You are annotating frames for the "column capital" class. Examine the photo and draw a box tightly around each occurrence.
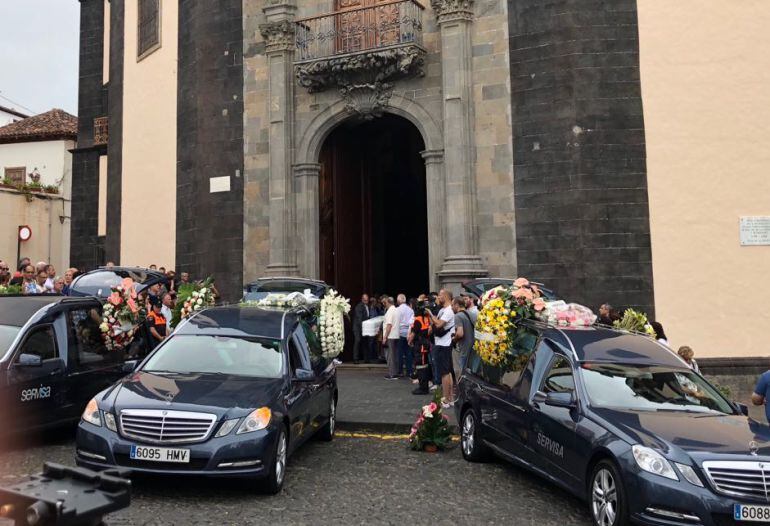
[259,19,296,54]
[430,0,474,24]
[420,149,445,165]
[293,163,322,178]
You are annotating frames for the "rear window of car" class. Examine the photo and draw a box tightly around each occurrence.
[243,280,326,301]
[72,270,161,297]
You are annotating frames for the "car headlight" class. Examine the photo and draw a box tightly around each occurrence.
[104,412,117,432]
[82,398,101,427]
[215,418,240,438]
[675,462,704,487]
[632,445,678,481]
[236,407,271,435]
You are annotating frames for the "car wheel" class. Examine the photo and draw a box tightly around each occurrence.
[259,426,287,495]
[317,395,336,442]
[460,409,491,462]
[590,460,629,526]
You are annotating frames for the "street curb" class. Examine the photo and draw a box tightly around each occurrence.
[337,420,459,435]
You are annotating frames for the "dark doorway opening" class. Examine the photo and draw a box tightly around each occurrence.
[319,113,429,304]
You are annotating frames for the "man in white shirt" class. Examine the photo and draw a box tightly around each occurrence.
[428,289,455,407]
[396,294,414,377]
[381,296,400,379]
[161,292,175,332]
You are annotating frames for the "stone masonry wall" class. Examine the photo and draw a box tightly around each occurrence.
[177,0,244,302]
[243,0,516,283]
[508,0,655,314]
[71,0,106,270]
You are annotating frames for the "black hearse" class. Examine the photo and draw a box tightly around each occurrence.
[456,321,769,526]
[0,296,140,436]
[76,304,338,494]
[69,267,168,299]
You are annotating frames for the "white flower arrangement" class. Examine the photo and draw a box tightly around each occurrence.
[318,289,350,358]
[180,286,216,321]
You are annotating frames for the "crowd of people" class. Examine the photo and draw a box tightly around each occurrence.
[351,289,479,409]
[351,291,703,409]
[0,256,77,295]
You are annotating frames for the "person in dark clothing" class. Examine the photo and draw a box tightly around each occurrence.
[409,302,432,395]
[146,296,167,349]
[352,293,371,364]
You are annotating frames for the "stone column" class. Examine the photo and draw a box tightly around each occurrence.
[431,0,487,290]
[260,2,299,276]
[421,149,446,292]
[294,163,321,278]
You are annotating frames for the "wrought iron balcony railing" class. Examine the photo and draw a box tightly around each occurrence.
[295,0,424,63]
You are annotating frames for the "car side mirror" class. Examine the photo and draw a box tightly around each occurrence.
[122,360,139,374]
[17,354,42,367]
[737,402,749,416]
[294,368,315,382]
[545,391,577,409]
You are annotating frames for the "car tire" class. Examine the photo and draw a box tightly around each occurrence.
[589,459,629,526]
[259,426,288,495]
[316,395,336,442]
[460,408,491,462]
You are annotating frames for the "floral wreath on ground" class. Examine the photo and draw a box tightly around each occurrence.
[409,389,452,452]
[474,277,546,369]
[318,289,350,359]
[171,277,216,328]
[100,278,145,352]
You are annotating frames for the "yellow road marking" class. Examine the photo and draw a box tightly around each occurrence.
[336,431,460,442]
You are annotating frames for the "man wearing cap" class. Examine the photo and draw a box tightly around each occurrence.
[146,296,167,349]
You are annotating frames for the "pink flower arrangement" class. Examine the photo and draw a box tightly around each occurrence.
[409,390,452,451]
[100,278,146,352]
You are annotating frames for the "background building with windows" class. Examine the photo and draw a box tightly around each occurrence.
[0,109,76,271]
[71,0,770,359]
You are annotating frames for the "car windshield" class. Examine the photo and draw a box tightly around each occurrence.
[243,280,326,301]
[142,335,284,378]
[0,324,21,354]
[581,362,734,415]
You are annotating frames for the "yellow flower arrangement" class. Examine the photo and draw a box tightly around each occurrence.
[473,278,545,369]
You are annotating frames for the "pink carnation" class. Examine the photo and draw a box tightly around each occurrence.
[514,277,530,288]
[127,298,138,313]
[108,292,122,306]
[121,277,134,291]
[427,402,438,413]
[533,298,546,312]
[513,287,533,301]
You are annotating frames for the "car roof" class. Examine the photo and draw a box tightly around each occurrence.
[175,305,302,339]
[541,325,686,368]
[0,295,100,327]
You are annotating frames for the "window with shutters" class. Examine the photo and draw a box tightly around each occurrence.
[3,167,25,185]
[137,0,161,60]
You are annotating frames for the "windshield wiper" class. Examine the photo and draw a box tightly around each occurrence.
[144,369,190,375]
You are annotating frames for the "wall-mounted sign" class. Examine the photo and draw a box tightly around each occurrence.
[740,216,770,246]
[209,176,230,193]
[18,225,32,242]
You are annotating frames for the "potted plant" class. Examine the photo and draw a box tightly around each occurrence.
[26,181,43,192]
[0,177,17,189]
[409,389,452,452]
[43,184,59,194]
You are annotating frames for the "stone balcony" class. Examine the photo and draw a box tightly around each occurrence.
[293,0,426,115]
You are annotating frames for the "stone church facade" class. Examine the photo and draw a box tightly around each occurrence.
[70,0,770,357]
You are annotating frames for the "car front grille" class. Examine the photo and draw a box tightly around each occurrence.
[703,461,770,502]
[119,409,216,445]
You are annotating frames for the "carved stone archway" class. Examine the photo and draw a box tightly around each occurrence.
[294,95,445,290]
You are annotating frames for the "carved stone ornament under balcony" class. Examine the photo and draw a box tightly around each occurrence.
[294,0,426,118]
[260,20,296,53]
[430,0,474,23]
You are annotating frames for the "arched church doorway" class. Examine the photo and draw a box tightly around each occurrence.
[318,113,429,304]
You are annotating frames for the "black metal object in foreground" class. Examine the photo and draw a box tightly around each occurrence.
[0,463,130,526]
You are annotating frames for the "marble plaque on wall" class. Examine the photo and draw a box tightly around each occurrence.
[740,216,770,246]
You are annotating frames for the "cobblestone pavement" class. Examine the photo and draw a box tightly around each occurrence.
[0,429,590,526]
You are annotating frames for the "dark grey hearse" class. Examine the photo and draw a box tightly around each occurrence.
[0,296,138,436]
[456,321,770,526]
